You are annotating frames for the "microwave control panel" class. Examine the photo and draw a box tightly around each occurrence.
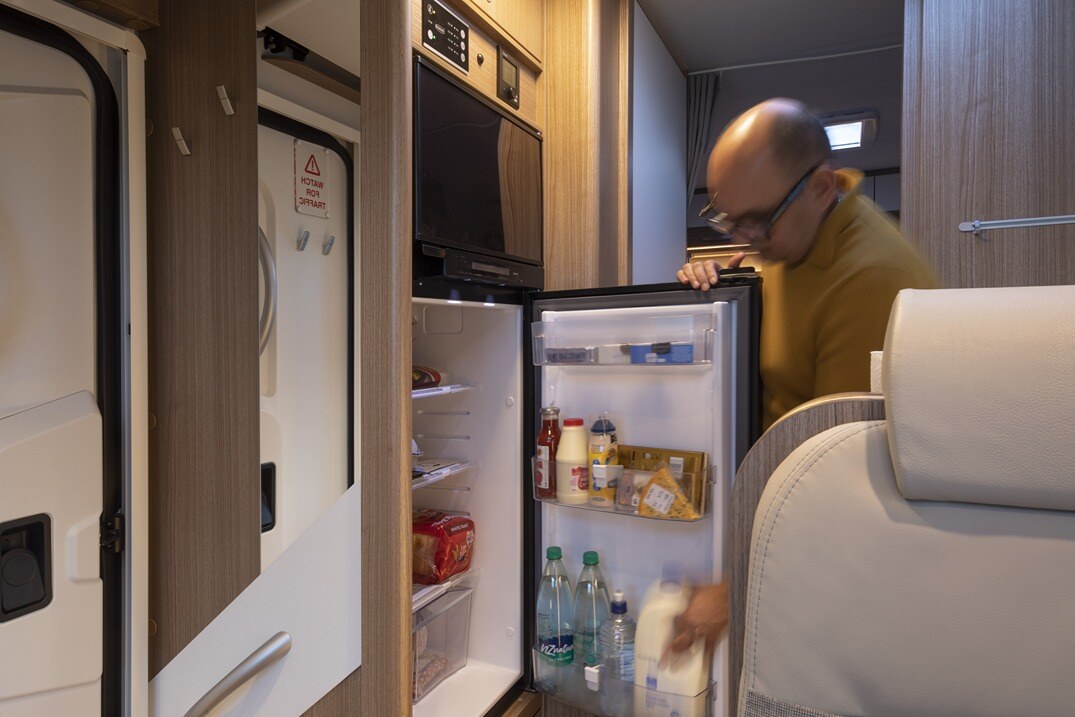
[422,0,469,74]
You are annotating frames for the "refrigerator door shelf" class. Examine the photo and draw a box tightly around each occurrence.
[532,459,716,522]
[533,308,722,367]
[532,649,713,717]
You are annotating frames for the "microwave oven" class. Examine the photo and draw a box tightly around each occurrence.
[413,56,544,289]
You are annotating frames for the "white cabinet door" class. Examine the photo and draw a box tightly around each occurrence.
[149,486,362,717]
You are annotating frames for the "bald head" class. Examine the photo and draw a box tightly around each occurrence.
[709,98,832,184]
[703,99,839,264]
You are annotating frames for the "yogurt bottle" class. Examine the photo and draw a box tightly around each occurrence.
[556,418,589,505]
[588,414,619,466]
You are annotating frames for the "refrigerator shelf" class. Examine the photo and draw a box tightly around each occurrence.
[411,569,480,613]
[531,648,713,716]
[412,460,478,491]
[412,383,476,399]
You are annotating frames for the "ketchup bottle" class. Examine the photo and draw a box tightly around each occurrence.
[535,407,561,500]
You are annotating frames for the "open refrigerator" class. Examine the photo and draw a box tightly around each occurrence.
[410,277,761,717]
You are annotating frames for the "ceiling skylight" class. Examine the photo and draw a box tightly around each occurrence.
[825,120,865,150]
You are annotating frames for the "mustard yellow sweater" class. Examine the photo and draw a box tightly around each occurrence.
[759,170,938,429]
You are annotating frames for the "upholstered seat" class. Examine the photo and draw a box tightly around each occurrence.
[739,286,1075,717]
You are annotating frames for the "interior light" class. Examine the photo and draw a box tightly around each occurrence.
[825,120,864,150]
[821,109,878,152]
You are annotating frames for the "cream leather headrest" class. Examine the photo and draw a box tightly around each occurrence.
[884,286,1075,511]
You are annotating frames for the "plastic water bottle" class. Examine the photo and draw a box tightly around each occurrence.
[599,590,636,715]
[535,546,575,692]
[573,551,611,667]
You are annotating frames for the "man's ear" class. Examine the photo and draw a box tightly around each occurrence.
[809,165,838,202]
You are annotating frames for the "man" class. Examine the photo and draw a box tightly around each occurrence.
[669,99,937,657]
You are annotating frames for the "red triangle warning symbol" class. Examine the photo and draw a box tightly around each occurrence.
[304,154,321,176]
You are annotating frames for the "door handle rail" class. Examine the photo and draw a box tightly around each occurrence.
[958,213,1075,235]
[185,631,292,717]
[258,226,278,356]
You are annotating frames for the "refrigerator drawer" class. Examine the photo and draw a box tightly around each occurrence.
[413,587,475,704]
[532,304,725,367]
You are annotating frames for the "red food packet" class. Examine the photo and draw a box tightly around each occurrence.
[412,366,442,389]
[412,510,475,585]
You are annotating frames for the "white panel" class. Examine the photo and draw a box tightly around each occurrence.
[0,393,102,710]
[150,485,362,717]
[411,299,524,715]
[631,2,688,285]
[0,32,95,415]
[258,125,350,567]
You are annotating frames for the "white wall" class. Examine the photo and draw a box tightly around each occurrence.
[631,2,687,285]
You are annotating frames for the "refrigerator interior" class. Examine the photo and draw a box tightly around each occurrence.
[535,300,736,716]
[411,297,525,716]
[258,123,351,569]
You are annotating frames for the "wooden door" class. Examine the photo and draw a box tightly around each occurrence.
[902,0,1075,288]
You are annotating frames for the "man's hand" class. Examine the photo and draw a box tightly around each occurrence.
[662,582,729,666]
[676,253,746,291]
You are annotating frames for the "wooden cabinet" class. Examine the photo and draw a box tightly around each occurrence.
[467,0,544,62]
[63,0,158,29]
[411,0,542,128]
[902,0,1075,288]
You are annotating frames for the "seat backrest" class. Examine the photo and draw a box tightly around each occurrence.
[738,286,1075,717]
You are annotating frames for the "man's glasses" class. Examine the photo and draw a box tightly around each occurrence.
[698,164,820,242]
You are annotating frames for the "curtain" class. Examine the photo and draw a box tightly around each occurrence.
[686,71,721,201]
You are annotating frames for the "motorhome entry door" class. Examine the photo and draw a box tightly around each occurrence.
[0,4,124,715]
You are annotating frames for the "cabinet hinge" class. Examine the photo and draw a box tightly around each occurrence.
[100,512,124,554]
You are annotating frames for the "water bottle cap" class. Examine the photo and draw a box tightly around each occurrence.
[583,550,599,565]
[546,546,562,560]
[610,589,627,613]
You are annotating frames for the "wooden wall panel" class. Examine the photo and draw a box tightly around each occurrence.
[902,0,1075,289]
[306,0,414,713]
[143,0,259,677]
[465,0,544,64]
[66,0,158,29]
[411,0,541,129]
[543,0,630,291]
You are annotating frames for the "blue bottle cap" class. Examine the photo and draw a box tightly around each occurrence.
[590,416,616,433]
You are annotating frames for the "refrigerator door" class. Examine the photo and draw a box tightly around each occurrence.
[525,279,760,717]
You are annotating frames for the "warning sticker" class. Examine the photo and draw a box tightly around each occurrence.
[294,140,330,218]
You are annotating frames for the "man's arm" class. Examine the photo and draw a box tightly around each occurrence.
[813,268,917,396]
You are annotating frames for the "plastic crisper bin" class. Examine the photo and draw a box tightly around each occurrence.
[532,648,713,716]
[532,310,717,366]
[412,587,474,703]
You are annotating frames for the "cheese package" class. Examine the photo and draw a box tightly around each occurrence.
[618,445,709,513]
[638,468,701,521]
